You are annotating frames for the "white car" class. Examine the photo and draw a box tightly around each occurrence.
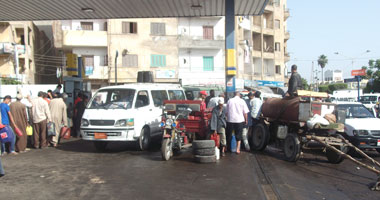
[336,102,380,153]
[80,83,186,151]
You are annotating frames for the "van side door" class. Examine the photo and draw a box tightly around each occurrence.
[135,90,153,135]
[150,90,169,135]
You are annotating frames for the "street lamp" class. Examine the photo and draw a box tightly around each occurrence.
[334,50,371,68]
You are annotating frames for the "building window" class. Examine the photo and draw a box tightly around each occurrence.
[83,55,94,75]
[203,56,214,71]
[275,42,281,51]
[104,54,108,66]
[122,54,138,67]
[150,55,166,67]
[203,26,213,40]
[273,0,280,6]
[80,22,93,31]
[274,20,280,29]
[275,65,281,74]
[151,23,166,35]
[122,22,137,34]
[104,22,108,31]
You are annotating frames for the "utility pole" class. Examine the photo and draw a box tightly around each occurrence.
[115,50,118,85]
[14,43,19,82]
[311,61,314,91]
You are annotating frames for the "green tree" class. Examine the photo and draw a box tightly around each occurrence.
[318,54,328,84]
[363,59,380,92]
[301,78,309,90]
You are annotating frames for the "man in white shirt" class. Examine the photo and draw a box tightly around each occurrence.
[226,91,249,154]
[250,91,263,126]
[32,92,52,149]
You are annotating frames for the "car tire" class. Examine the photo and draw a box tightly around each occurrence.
[283,133,301,162]
[326,145,347,164]
[194,155,217,163]
[94,141,107,152]
[192,140,215,149]
[138,127,150,151]
[251,123,270,151]
[193,148,215,156]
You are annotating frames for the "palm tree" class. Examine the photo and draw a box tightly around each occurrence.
[318,54,328,84]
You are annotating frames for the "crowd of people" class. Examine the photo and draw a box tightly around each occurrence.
[0,84,87,177]
[203,89,263,157]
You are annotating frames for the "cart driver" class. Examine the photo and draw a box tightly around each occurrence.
[287,64,303,97]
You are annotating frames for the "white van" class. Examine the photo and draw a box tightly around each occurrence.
[80,83,186,151]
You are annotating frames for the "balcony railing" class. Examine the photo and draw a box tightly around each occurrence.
[62,30,107,47]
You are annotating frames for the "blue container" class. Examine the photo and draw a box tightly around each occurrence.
[0,126,15,143]
[231,134,237,153]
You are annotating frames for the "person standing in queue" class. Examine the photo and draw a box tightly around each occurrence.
[10,94,28,153]
[32,92,52,149]
[49,93,68,147]
[198,91,207,111]
[226,91,249,154]
[74,95,88,138]
[287,64,303,97]
[1,95,19,155]
[205,89,215,108]
[250,91,263,127]
[210,98,227,157]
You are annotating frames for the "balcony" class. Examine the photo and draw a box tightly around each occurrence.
[284,31,290,41]
[263,52,275,59]
[284,9,290,20]
[62,30,107,47]
[87,66,109,80]
[252,50,261,58]
[251,24,261,33]
[178,35,224,49]
[265,1,274,11]
[284,52,290,62]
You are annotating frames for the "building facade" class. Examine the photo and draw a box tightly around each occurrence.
[324,69,343,83]
[0,21,55,84]
[51,0,289,89]
[236,0,289,88]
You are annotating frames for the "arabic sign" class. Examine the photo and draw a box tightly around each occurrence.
[0,43,25,54]
[351,69,366,76]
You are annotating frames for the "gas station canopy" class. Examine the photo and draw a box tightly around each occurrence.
[0,0,267,21]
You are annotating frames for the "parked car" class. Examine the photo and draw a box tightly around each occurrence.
[80,83,186,151]
[183,85,224,100]
[336,102,380,153]
[359,93,380,110]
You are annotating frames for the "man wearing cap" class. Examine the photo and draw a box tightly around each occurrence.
[287,64,303,97]
[226,91,249,154]
[210,98,227,156]
[10,94,28,152]
[0,95,19,155]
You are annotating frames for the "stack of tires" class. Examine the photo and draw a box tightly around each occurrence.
[192,140,216,163]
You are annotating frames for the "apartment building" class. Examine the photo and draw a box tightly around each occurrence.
[236,0,289,88]
[324,69,343,83]
[0,21,54,84]
[108,18,178,84]
[53,19,109,90]
[178,17,225,86]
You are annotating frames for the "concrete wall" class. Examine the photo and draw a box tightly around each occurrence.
[178,17,225,40]
[108,18,178,83]
[61,19,107,31]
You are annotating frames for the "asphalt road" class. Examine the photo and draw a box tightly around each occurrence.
[1,138,380,200]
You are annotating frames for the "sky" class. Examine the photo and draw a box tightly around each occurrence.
[287,0,380,83]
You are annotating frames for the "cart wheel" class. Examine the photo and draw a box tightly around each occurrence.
[251,123,269,151]
[283,133,301,162]
[326,145,347,164]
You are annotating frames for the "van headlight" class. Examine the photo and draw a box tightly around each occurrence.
[353,130,369,136]
[166,119,174,126]
[81,119,89,127]
[115,118,134,127]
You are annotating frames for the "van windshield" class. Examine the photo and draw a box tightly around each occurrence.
[360,96,378,103]
[88,89,135,109]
